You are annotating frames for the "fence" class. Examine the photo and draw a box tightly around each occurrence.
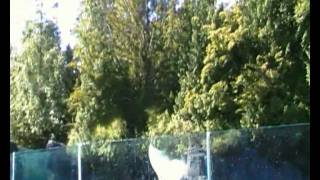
[10,123,309,180]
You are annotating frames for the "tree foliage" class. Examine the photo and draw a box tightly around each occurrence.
[10,0,309,147]
[10,20,69,148]
[147,0,309,135]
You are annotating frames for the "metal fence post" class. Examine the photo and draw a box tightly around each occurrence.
[77,143,82,180]
[12,152,15,180]
[206,132,211,180]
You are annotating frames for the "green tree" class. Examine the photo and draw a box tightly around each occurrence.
[147,0,223,136]
[294,0,309,85]
[10,20,69,148]
[68,0,132,144]
[236,0,309,127]
[63,44,79,94]
[148,0,309,135]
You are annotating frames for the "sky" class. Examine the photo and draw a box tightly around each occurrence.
[11,0,235,52]
[10,0,81,51]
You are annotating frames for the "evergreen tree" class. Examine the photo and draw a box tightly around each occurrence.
[10,20,69,148]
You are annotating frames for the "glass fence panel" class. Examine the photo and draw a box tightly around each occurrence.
[81,133,207,180]
[149,133,207,180]
[209,124,310,180]
[13,145,77,180]
[80,138,155,179]
[10,123,309,180]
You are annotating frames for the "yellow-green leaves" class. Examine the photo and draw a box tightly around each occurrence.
[294,0,309,24]
[94,117,127,140]
[11,20,69,148]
